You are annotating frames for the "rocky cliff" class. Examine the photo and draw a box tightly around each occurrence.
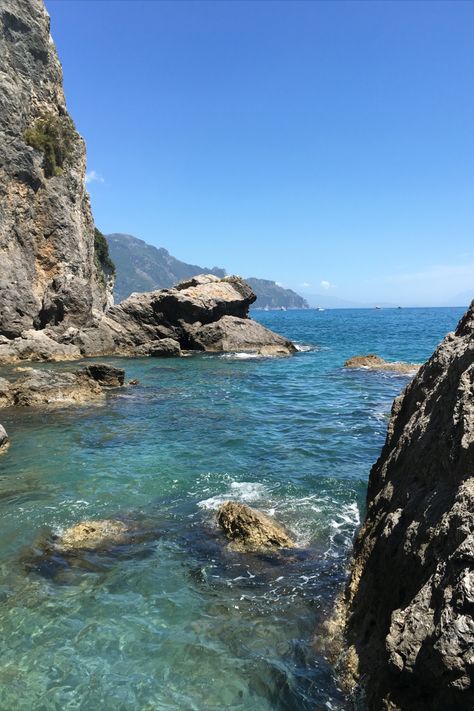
[0,0,111,339]
[0,1,294,364]
[338,301,474,709]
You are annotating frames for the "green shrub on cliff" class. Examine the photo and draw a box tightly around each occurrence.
[94,228,115,277]
[24,114,76,177]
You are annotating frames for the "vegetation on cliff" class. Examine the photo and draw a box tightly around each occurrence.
[24,113,76,178]
[94,228,116,278]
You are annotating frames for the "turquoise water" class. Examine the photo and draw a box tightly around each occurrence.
[0,307,465,710]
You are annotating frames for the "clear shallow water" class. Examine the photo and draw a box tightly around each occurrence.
[0,307,465,710]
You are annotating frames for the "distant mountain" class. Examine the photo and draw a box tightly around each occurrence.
[246,278,308,309]
[106,233,226,302]
[106,233,308,309]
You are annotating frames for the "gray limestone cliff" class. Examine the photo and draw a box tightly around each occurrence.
[0,0,112,339]
[335,301,474,710]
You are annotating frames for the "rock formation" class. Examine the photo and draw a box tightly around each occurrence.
[0,0,113,340]
[344,354,420,375]
[0,274,295,362]
[0,424,9,453]
[337,301,474,709]
[0,364,125,408]
[217,501,295,552]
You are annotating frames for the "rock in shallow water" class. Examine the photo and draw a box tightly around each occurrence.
[0,424,9,453]
[52,519,130,552]
[344,353,420,375]
[217,501,295,552]
[334,301,474,710]
[0,365,126,408]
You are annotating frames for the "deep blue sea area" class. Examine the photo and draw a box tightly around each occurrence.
[0,306,465,710]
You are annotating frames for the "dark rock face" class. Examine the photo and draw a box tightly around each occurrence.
[340,301,474,710]
[82,363,125,387]
[217,501,295,552]
[0,0,111,339]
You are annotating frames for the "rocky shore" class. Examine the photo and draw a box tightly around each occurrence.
[333,301,474,709]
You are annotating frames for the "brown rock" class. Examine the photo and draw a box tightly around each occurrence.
[217,500,295,552]
[82,363,125,387]
[344,354,420,375]
[52,519,130,552]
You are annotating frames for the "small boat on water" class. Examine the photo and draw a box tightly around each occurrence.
[315,307,325,311]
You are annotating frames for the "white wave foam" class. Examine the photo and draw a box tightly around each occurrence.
[198,481,268,510]
[294,343,317,352]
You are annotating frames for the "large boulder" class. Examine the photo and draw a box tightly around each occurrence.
[344,354,420,375]
[190,315,296,355]
[0,424,9,453]
[82,363,125,387]
[335,301,474,710]
[217,501,295,552]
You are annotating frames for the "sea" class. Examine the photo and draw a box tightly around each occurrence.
[0,306,465,711]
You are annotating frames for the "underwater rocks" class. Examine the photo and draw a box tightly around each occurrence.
[336,301,474,710]
[0,424,9,453]
[0,363,125,408]
[344,354,420,375]
[217,501,295,552]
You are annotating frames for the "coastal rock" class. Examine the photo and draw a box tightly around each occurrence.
[52,519,130,552]
[217,501,295,552]
[0,378,13,407]
[190,315,297,355]
[0,0,112,340]
[140,338,182,357]
[0,424,9,453]
[338,301,474,709]
[0,329,81,363]
[344,354,420,375]
[0,365,125,408]
[82,363,125,387]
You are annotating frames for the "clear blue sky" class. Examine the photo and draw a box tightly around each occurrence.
[45,0,473,306]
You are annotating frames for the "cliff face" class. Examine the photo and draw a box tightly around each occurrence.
[341,302,474,709]
[0,0,110,339]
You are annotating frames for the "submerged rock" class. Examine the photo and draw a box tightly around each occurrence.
[344,354,420,375]
[0,424,9,453]
[0,365,126,408]
[217,501,295,552]
[335,301,474,709]
[52,519,130,552]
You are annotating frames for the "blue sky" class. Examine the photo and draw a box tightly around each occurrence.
[45,0,473,306]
